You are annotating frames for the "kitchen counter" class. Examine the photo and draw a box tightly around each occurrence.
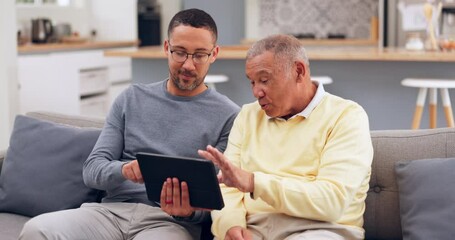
[104,45,455,130]
[104,45,455,62]
[18,40,138,55]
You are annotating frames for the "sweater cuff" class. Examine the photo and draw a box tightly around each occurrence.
[251,171,266,200]
[112,160,128,184]
[213,210,247,239]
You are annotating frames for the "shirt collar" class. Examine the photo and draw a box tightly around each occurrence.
[269,81,326,120]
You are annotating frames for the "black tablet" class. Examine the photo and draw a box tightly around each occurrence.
[136,152,224,210]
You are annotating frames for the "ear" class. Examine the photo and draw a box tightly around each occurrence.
[209,45,220,64]
[295,60,306,82]
[164,40,170,57]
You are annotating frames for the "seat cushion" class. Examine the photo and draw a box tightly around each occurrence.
[0,213,30,240]
[0,115,102,217]
[395,157,455,240]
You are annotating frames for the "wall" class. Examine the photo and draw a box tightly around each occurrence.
[0,0,19,149]
[182,0,245,45]
[157,0,181,43]
[256,0,379,39]
[89,0,137,41]
[246,0,378,40]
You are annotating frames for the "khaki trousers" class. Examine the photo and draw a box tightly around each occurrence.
[19,202,199,240]
[244,213,363,240]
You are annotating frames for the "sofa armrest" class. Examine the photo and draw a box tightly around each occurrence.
[0,149,5,175]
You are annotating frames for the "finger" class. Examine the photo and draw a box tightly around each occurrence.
[131,162,143,183]
[206,146,228,168]
[217,171,224,183]
[231,230,244,240]
[172,178,181,206]
[122,163,135,181]
[166,178,173,205]
[198,149,218,164]
[200,152,224,173]
[160,181,167,207]
[180,181,191,208]
[128,169,139,182]
[243,229,252,240]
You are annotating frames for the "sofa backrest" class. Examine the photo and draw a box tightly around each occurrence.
[0,112,104,178]
[26,111,105,129]
[365,127,455,240]
[7,112,455,239]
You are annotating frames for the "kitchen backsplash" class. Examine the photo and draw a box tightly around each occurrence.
[258,0,378,39]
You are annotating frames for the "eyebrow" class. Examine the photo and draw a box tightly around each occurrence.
[170,45,212,52]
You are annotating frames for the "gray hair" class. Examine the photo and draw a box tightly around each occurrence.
[246,34,309,68]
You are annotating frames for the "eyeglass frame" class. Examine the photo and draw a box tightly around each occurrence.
[168,42,216,64]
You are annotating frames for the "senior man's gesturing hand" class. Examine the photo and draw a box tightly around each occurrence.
[198,145,254,193]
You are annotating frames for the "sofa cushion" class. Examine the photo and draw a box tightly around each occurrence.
[366,128,455,240]
[0,115,102,217]
[395,157,455,240]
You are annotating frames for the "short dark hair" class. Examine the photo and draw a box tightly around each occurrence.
[167,8,218,44]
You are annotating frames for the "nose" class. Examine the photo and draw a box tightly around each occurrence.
[182,56,196,70]
[252,85,265,99]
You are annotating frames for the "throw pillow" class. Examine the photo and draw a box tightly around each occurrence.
[395,158,455,240]
[0,115,102,217]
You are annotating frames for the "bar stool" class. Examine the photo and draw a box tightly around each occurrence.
[401,78,455,129]
[312,76,333,85]
[205,74,228,91]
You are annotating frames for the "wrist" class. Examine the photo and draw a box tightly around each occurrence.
[172,211,195,221]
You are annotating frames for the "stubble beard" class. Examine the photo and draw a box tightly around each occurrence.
[170,69,203,91]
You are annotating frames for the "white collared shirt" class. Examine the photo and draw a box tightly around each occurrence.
[271,81,327,121]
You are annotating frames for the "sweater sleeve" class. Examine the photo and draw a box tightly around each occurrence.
[251,105,373,222]
[214,106,239,153]
[210,109,248,239]
[83,91,127,190]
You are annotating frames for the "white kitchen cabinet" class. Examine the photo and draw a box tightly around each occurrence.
[79,67,109,97]
[18,48,131,117]
[80,93,109,117]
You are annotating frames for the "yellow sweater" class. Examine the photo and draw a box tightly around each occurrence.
[211,93,373,239]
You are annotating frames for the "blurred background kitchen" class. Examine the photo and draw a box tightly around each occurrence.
[1,0,455,148]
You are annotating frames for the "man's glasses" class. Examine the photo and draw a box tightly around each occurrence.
[168,43,215,64]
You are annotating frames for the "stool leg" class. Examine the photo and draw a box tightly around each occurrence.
[429,88,438,128]
[429,88,437,128]
[440,88,454,127]
[412,88,427,129]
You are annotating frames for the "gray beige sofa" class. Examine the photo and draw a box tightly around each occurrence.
[1,111,454,240]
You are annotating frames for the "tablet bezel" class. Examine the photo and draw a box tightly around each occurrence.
[136,152,224,210]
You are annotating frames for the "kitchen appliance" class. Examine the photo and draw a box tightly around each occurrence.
[440,3,455,36]
[31,18,53,44]
[53,23,72,42]
[137,0,161,46]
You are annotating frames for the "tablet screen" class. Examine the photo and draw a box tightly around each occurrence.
[136,152,224,210]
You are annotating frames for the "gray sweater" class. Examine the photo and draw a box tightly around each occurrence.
[83,80,239,223]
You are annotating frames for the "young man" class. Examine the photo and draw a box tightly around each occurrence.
[20,8,239,240]
[199,34,373,240]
